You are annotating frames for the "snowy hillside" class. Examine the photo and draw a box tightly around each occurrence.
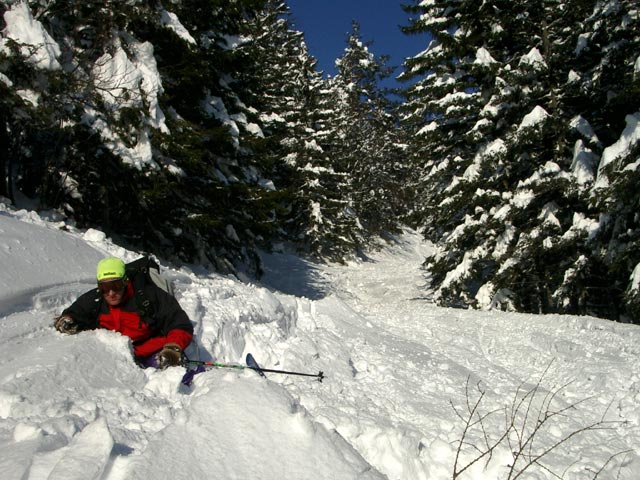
[1,203,639,480]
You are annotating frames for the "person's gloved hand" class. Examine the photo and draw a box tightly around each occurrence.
[54,315,79,334]
[157,343,184,369]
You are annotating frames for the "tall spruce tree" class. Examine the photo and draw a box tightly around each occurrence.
[331,21,408,241]
[1,0,153,232]
[294,67,359,262]
[586,0,640,320]
[128,0,276,273]
[1,0,280,274]
[240,1,355,261]
[400,0,639,320]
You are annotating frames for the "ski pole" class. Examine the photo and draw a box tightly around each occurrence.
[184,357,324,382]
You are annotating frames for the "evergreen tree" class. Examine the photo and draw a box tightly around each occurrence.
[331,21,408,240]
[1,0,280,273]
[238,0,319,248]
[585,0,640,320]
[293,63,358,262]
[239,1,353,261]
[399,0,639,320]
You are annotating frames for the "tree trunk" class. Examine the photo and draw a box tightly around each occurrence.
[0,111,11,201]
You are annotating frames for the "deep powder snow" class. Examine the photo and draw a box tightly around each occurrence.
[1,205,639,479]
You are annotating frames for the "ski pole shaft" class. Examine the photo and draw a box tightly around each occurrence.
[185,359,324,382]
[185,360,245,370]
[256,367,324,381]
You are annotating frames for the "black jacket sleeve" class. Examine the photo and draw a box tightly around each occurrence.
[61,289,102,330]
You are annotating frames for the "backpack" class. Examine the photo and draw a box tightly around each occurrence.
[126,257,173,294]
[125,256,174,319]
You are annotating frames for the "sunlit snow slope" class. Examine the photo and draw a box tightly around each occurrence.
[1,204,639,480]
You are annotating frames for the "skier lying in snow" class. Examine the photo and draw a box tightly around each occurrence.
[54,257,193,369]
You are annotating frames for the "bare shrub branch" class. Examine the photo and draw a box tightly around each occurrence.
[451,361,628,479]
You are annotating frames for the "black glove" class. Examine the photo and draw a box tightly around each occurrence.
[157,343,184,369]
[54,315,79,334]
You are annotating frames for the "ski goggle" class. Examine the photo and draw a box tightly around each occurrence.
[98,279,126,294]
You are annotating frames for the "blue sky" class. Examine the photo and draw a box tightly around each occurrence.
[286,0,429,87]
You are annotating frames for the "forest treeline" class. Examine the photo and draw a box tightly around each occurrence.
[1,1,638,322]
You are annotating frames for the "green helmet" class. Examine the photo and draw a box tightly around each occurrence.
[96,257,126,283]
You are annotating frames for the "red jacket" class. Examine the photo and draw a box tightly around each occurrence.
[63,281,193,359]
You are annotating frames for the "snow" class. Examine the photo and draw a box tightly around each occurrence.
[511,188,535,208]
[576,33,590,56]
[519,161,572,188]
[594,112,640,188]
[219,35,251,50]
[568,69,581,83]
[92,39,168,133]
[565,212,601,241]
[539,202,561,228]
[1,2,168,170]
[474,47,496,65]
[85,35,169,173]
[464,140,507,181]
[416,121,437,136]
[571,140,598,184]
[203,95,242,147]
[437,91,476,111]
[1,2,61,70]
[570,115,600,145]
[0,71,12,87]
[493,224,516,259]
[518,105,549,131]
[159,9,196,46]
[260,112,287,124]
[519,47,547,69]
[632,263,640,292]
[1,203,640,480]
[15,87,39,106]
[305,139,324,152]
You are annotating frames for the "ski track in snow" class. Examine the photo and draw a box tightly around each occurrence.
[0,207,639,479]
[261,232,640,479]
